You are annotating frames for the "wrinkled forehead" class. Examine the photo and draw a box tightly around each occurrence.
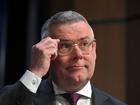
[48,21,95,40]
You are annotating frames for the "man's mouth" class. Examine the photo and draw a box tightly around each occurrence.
[67,64,88,71]
[71,65,84,70]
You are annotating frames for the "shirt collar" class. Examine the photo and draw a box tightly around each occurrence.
[52,81,92,98]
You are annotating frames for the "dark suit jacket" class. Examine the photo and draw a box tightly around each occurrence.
[0,78,127,105]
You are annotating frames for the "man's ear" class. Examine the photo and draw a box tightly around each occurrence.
[92,41,96,51]
[92,42,96,58]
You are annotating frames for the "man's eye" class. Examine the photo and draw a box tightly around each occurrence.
[59,43,72,49]
[81,41,89,46]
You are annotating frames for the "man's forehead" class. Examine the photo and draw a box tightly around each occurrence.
[49,21,94,39]
[50,32,93,40]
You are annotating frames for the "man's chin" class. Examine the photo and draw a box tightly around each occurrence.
[68,78,88,91]
[69,75,88,85]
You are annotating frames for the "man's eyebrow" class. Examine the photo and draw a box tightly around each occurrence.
[79,36,90,40]
[59,39,71,41]
[59,36,90,41]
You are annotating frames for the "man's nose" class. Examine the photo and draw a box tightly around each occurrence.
[72,45,83,59]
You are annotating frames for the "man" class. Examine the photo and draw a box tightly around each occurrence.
[0,11,127,105]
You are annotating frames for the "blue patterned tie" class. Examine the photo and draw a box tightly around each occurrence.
[61,93,80,105]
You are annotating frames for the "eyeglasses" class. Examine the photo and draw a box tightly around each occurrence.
[58,38,96,56]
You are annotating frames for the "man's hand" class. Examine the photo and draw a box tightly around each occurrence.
[30,37,60,78]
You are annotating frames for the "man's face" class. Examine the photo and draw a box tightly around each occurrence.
[50,21,96,91]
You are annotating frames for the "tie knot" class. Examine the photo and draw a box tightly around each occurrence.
[61,93,80,105]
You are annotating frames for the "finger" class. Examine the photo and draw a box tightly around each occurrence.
[51,49,58,60]
[32,37,60,60]
[39,37,60,49]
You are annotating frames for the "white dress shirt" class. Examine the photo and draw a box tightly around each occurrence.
[53,81,92,105]
[20,70,92,105]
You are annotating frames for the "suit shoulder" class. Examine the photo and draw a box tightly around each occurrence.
[0,81,34,105]
[92,86,127,105]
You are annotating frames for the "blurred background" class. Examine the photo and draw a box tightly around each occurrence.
[0,0,140,104]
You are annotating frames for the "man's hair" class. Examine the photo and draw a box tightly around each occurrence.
[41,10,89,39]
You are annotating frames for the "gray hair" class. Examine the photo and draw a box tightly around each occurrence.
[41,10,93,39]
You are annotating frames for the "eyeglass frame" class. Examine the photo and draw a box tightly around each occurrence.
[57,38,96,56]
